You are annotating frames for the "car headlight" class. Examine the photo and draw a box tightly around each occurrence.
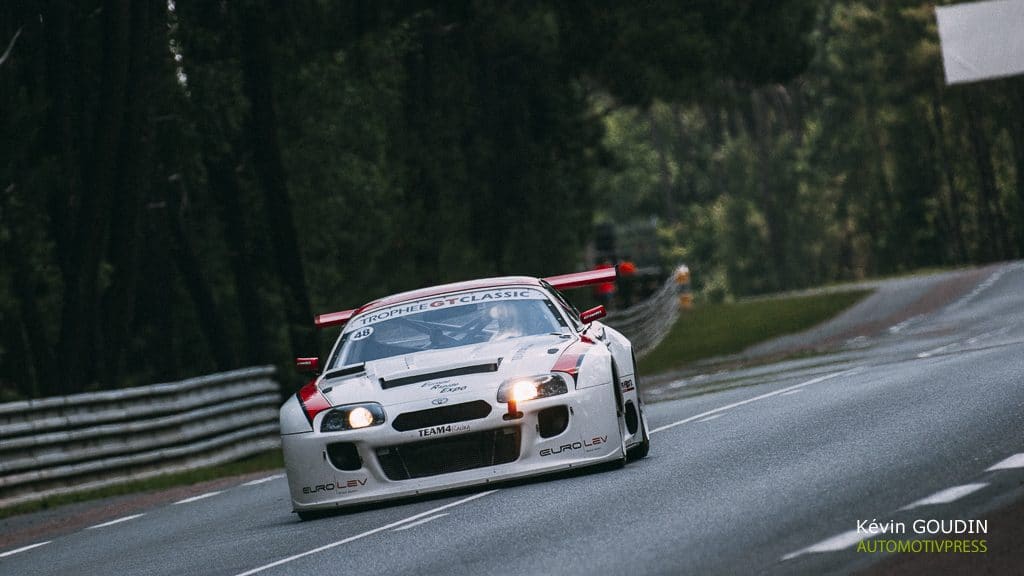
[320,403,386,432]
[497,374,569,404]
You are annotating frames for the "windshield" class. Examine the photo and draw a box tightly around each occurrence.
[329,287,569,368]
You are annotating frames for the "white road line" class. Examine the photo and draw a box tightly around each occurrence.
[986,453,1024,471]
[916,343,958,359]
[174,491,223,505]
[888,315,923,334]
[900,483,988,510]
[0,541,52,558]
[966,326,1013,345]
[948,265,1011,310]
[650,369,855,435]
[697,414,723,423]
[243,474,285,486]
[392,513,449,532]
[780,389,804,396]
[86,513,146,529]
[233,490,498,576]
[781,529,875,560]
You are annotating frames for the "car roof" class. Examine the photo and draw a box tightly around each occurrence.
[354,276,546,315]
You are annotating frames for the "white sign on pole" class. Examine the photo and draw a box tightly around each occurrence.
[936,0,1024,85]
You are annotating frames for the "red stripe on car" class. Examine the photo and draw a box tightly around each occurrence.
[552,340,593,377]
[297,380,332,425]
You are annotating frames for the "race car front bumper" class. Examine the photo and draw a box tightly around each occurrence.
[281,379,622,512]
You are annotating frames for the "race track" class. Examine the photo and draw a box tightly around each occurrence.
[3,263,1023,575]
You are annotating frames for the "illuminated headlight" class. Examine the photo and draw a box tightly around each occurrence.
[497,374,569,404]
[320,403,386,432]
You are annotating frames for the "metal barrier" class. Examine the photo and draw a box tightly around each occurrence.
[0,366,281,509]
[604,266,689,357]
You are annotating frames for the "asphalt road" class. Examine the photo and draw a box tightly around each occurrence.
[3,263,1023,575]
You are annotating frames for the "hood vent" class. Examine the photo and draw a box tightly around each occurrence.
[323,363,366,380]
[379,360,502,390]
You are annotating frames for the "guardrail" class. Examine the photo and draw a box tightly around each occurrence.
[0,366,281,509]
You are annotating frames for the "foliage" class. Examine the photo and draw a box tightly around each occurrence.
[0,1,817,398]
[14,2,1020,396]
[596,1,1024,298]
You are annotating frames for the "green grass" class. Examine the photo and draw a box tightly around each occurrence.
[638,290,871,375]
[0,450,283,519]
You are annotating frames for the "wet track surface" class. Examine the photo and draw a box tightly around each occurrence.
[3,263,1023,575]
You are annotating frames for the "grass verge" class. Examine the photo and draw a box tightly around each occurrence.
[638,290,870,375]
[0,450,283,520]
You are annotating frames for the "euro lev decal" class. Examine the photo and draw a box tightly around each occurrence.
[539,436,608,457]
[302,478,368,494]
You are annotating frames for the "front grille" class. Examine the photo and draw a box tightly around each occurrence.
[391,400,492,432]
[375,428,520,480]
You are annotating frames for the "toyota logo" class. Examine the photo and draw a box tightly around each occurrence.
[431,397,449,405]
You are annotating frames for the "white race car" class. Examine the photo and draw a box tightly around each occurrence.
[280,268,650,519]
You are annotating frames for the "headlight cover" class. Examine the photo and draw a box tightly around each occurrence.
[497,374,569,404]
[320,403,386,432]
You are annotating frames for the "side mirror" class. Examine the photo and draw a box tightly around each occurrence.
[295,357,320,374]
[580,305,606,324]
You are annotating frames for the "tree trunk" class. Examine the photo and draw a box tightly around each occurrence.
[206,155,270,364]
[1006,78,1024,257]
[166,179,237,371]
[237,0,317,358]
[43,0,79,279]
[928,89,966,263]
[749,88,784,291]
[863,96,895,273]
[57,0,132,393]
[963,89,1005,261]
[649,107,676,222]
[2,197,55,396]
[101,0,157,387]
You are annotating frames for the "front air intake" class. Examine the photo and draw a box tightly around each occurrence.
[375,428,520,480]
[537,405,570,438]
[326,442,362,471]
[391,400,493,432]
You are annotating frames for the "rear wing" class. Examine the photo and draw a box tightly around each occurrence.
[315,267,618,329]
[314,309,355,329]
[543,266,618,290]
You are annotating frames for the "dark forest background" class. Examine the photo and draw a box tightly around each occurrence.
[1,1,1021,399]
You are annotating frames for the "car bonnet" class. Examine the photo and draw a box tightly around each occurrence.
[318,333,581,407]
